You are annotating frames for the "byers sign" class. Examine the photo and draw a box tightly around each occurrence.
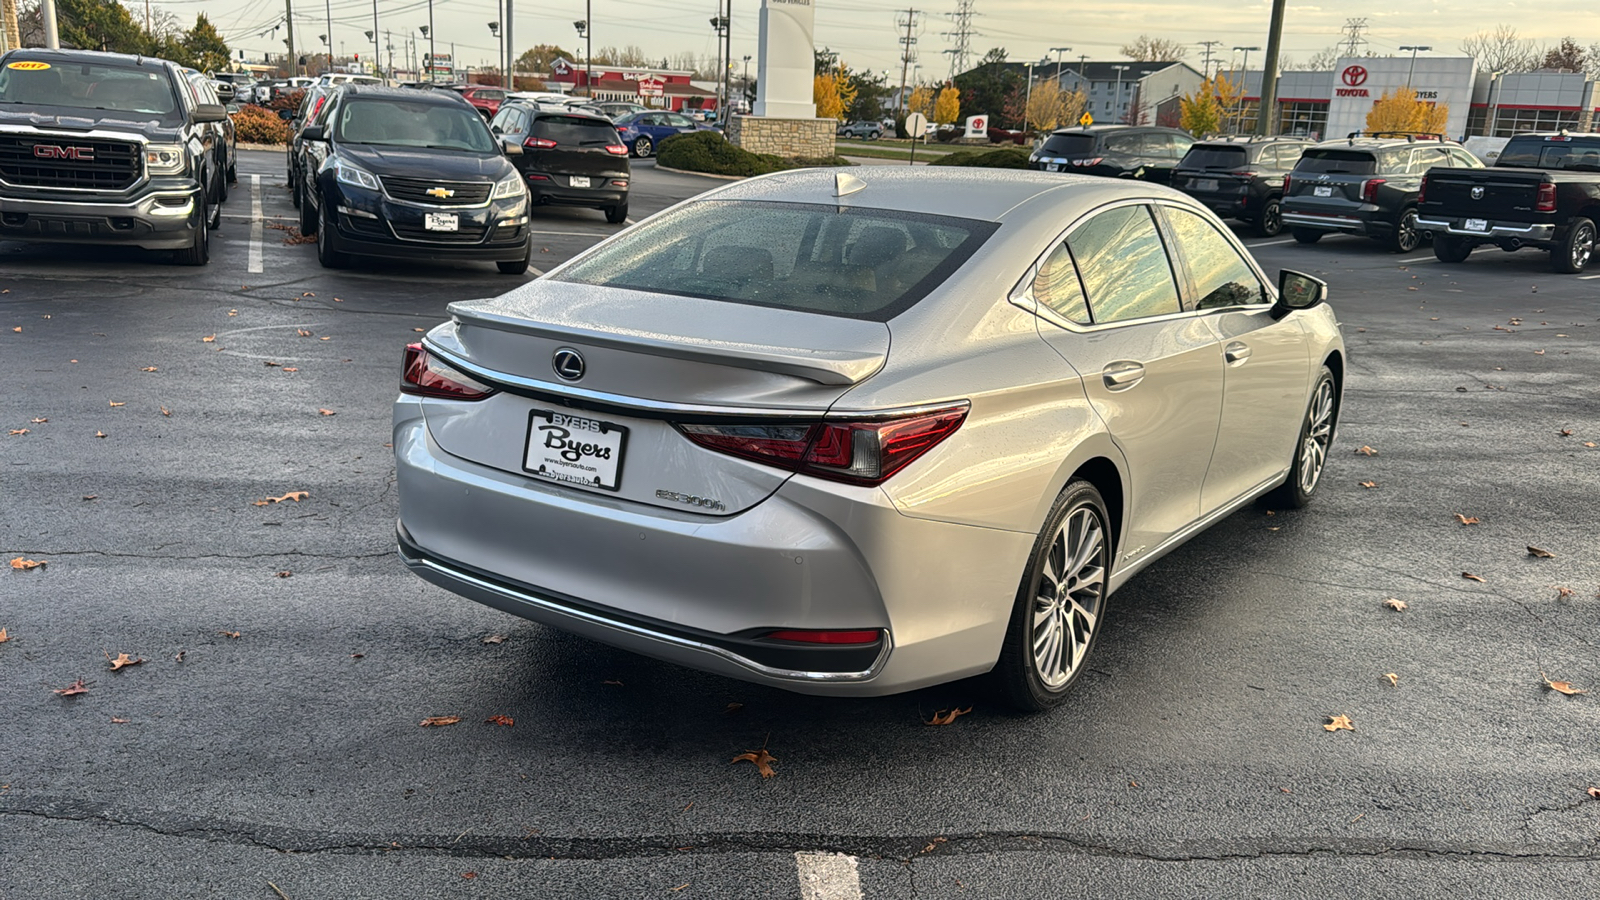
[1326,56,1476,140]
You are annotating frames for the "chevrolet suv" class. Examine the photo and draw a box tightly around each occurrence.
[1281,132,1484,252]
[0,48,228,264]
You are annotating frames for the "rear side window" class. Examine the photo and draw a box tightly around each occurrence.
[1295,149,1378,176]
[1497,137,1600,170]
[1068,205,1181,324]
[1181,146,1248,169]
[1039,133,1097,157]
[1030,243,1090,324]
[1162,208,1265,310]
[554,200,999,321]
[1103,133,1140,154]
[532,116,620,146]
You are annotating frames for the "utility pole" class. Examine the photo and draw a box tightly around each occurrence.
[723,0,733,119]
[896,8,919,114]
[284,0,296,75]
[941,0,977,80]
[324,0,332,75]
[1256,0,1287,135]
[1198,40,1222,79]
[504,0,513,89]
[427,0,436,82]
[371,0,380,78]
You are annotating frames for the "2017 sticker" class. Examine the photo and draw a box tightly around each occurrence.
[7,61,52,70]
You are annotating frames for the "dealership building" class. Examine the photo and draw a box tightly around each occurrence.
[1196,56,1598,139]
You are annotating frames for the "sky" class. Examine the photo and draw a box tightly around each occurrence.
[178,0,1583,79]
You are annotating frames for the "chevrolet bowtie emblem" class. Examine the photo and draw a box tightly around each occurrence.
[425,187,454,199]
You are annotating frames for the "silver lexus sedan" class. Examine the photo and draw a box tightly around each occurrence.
[394,167,1344,710]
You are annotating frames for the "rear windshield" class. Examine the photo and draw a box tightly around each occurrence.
[1180,146,1248,169]
[554,200,999,321]
[1039,133,1098,157]
[1497,137,1600,171]
[532,115,620,146]
[334,99,495,152]
[1295,149,1378,175]
[0,58,179,123]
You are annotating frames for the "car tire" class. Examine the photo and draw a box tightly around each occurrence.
[604,202,629,225]
[208,176,223,229]
[1386,207,1421,253]
[1551,217,1595,274]
[217,167,229,203]
[171,202,209,266]
[1433,234,1473,263]
[634,136,653,158]
[298,183,318,236]
[291,174,302,208]
[869,130,880,140]
[497,240,533,275]
[1264,366,1338,510]
[227,161,237,184]
[315,201,347,269]
[993,479,1112,712]
[1253,198,1283,237]
[1291,227,1322,244]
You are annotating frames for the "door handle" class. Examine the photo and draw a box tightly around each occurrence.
[1225,342,1252,364]
[1102,362,1146,388]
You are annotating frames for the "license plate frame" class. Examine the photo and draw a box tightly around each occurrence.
[424,212,459,232]
[1464,217,1489,233]
[1046,163,1060,172]
[1313,186,1333,198]
[523,409,628,492]
[1195,178,1218,192]
[569,175,592,188]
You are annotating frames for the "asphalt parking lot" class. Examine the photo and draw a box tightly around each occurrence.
[3,149,1598,898]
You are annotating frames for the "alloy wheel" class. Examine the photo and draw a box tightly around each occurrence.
[1298,378,1335,495]
[1030,506,1107,689]
[1573,223,1595,270]
[1395,210,1420,253]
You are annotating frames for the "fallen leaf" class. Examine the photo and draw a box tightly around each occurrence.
[603,679,624,686]
[671,884,690,893]
[333,297,342,302]
[94,431,107,438]
[924,706,973,726]
[1527,546,1556,559]
[281,367,299,373]
[1555,586,1575,600]
[202,334,216,343]
[1323,714,1355,732]
[420,715,461,727]
[1384,673,1398,687]
[53,678,90,697]
[108,653,144,671]
[485,715,514,726]
[412,327,425,332]
[724,702,744,714]
[140,366,157,372]
[110,717,129,724]
[9,557,46,570]
[228,309,238,316]
[108,401,125,407]
[481,634,507,645]
[1534,349,1545,355]
[461,872,477,879]
[1558,429,1573,437]
[174,650,185,662]
[262,360,280,367]
[0,627,9,642]
[30,418,46,423]
[351,652,364,659]
[1541,673,1587,696]
[1359,480,1378,489]
[1588,787,1600,800]
[274,570,292,578]
[319,336,331,341]
[160,407,170,417]
[8,429,27,435]
[1455,514,1480,525]
[297,328,313,337]
[317,408,336,416]
[301,291,316,298]
[1355,445,1378,456]
[731,748,778,778]
[10,326,19,332]
[1585,442,1597,448]
[259,491,309,504]
[1384,598,1407,611]
[218,630,241,639]
[1463,572,1486,582]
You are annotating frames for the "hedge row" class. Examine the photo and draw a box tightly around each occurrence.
[656,131,851,177]
[928,147,1033,169]
[231,105,291,145]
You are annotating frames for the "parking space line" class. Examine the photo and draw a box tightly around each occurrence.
[524,229,614,237]
[796,851,863,900]
[248,175,263,274]
[1579,274,1600,280]
[1247,238,1296,247]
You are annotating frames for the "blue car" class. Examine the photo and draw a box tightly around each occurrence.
[614,111,709,158]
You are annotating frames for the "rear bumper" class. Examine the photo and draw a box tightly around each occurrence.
[0,184,202,250]
[530,183,627,209]
[1282,206,1385,236]
[1415,216,1557,243]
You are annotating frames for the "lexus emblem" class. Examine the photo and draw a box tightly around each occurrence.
[425,186,454,199]
[1470,186,1485,200]
[552,348,586,381]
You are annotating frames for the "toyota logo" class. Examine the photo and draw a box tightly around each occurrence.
[1470,186,1485,200]
[1342,65,1368,87]
[551,348,586,381]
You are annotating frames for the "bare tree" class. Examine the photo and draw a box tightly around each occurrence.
[1119,34,1187,62]
[1304,46,1342,71]
[1539,36,1587,73]
[1460,25,1540,73]
[617,45,650,67]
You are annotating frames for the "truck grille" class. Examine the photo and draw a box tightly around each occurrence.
[381,176,492,206]
[0,136,143,191]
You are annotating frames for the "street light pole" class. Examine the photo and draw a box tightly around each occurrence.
[1050,46,1070,88]
[1231,46,1259,132]
[585,0,593,96]
[1401,45,1431,89]
[371,0,380,78]
[427,1,436,82]
[1024,61,1036,133]
[1112,64,1129,124]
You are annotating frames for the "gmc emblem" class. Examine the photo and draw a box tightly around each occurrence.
[33,144,95,161]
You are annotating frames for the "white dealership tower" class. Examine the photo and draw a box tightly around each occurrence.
[727,0,837,158]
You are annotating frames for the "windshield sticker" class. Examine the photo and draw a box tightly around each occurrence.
[7,61,52,70]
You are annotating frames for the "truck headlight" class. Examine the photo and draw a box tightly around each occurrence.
[144,144,186,175]
[334,159,380,191]
[491,172,526,200]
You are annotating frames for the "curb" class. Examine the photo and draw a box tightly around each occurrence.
[652,163,746,181]
[238,143,287,152]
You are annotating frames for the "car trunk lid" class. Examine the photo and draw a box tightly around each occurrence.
[525,114,628,181]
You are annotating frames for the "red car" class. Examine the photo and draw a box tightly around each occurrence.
[449,85,509,120]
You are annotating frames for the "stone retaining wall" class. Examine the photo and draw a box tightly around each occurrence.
[727,116,836,158]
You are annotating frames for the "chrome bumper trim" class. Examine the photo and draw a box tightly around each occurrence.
[1415,217,1555,240]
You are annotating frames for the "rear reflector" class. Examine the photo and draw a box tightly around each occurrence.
[675,404,968,487]
[401,343,495,400]
[765,629,881,644]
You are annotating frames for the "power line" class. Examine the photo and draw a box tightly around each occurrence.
[1197,40,1222,79]
[940,0,977,80]
[1341,18,1368,58]
[896,8,919,113]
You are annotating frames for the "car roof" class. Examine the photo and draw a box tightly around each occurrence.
[1049,124,1186,136]
[1316,132,1460,150]
[519,105,613,124]
[339,84,474,106]
[4,47,174,69]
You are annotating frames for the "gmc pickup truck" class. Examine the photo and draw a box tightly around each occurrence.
[0,48,227,265]
[1416,132,1600,273]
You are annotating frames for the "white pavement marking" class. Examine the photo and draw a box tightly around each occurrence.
[524,229,613,237]
[1247,238,1297,247]
[1579,274,1600,280]
[796,851,863,900]
[248,175,264,274]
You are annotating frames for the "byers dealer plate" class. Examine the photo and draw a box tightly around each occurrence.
[523,409,628,491]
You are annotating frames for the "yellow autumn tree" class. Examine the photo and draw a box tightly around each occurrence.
[813,65,857,122]
[1365,88,1450,136]
[1180,76,1225,137]
[933,83,961,124]
[1026,80,1064,130]
[907,85,936,120]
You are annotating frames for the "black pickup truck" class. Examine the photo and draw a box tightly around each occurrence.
[0,48,228,265]
[1417,132,1600,273]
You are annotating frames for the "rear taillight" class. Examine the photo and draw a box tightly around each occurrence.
[1536,182,1556,212]
[765,629,882,644]
[1230,170,1259,177]
[605,144,628,155]
[1282,173,1292,193]
[523,137,558,149]
[401,343,495,400]
[675,405,968,487]
[1418,176,1428,203]
[1360,177,1386,203]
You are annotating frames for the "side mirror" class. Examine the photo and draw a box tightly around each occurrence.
[501,138,523,156]
[491,123,502,134]
[301,125,327,143]
[214,83,236,103]
[193,103,229,123]
[1273,270,1327,318]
